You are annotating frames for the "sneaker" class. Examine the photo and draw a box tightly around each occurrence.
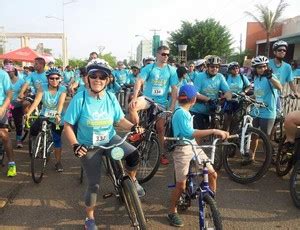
[17,141,23,148]
[167,213,184,227]
[55,162,64,172]
[134,180,146,197]
[84,218,98,230]
[160,154,169,165]
[7,163,17,177]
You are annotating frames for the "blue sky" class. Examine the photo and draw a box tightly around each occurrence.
[1,0,299,61]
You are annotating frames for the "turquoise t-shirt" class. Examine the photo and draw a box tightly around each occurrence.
[269,59,293,86]
[191,72,230,114]
[292,68,300,78]
[128,73,137,85]
[252,74,278,119]
[75,76,85,87]
[40,83,67,120]
[0,70,12,106]
[226,74,250,93]
[76,85,86,93]
[187,71,197,83]
[172,107,195,140]
[26,71,47,92]
[107,81,121,94]
[63,70,75,84]
[112,69,129,86]
[64,89,124,146]
[11,78,25,103]
[139,63,179,107]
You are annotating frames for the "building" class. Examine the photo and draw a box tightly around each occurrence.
[245,15,300,61]
[136,40,152,66]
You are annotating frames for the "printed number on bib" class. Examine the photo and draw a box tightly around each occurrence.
[44,109,57,118]
[93,132,109,146]
[152,87,164,96]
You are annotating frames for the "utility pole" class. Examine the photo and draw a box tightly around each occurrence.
[0,26,6,54]
[150,29,161,56]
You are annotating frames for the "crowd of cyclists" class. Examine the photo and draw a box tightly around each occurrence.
[0,40,300,229]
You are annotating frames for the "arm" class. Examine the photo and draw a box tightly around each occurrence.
[26,89,43,116]
[269,76,282,91]
[18,82,29,99]
[196,93,210,103]
[129,77,144,109]
[193,129,229,140]
[0,90,12,117]
[224,91,232,100]
[55,92,67,124]
[169,85,178,112]
[289,81,299,96]
[64,122,78,146]
[116,117,134,131]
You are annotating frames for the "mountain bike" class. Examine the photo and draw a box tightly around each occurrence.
[165,135,238,230]
[222,93,272,184]
[79,132,147,229]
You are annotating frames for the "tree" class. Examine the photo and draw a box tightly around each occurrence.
[168,18,233,61]
[100,53,117,68]
[227,49,254,66]
[245,0,288,57]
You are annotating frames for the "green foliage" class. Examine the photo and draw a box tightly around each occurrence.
[69,59,87,67]
[227,49,254,65]
[100,53,117,68]
[168,18,233,61]
[55,58,63,67]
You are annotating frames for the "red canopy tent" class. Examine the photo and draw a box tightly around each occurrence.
[0,47,53,63]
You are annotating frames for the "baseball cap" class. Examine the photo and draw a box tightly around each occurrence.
[178,84,197,100]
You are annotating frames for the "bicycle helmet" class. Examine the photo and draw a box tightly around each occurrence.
[251,56,269,67]
[144,55,155,62]
[87,58,109,67]
[206,55,221,66]
[45,67,61,77]
[194,59,206,67]
[228,62,240,70]
[272,40,288,51]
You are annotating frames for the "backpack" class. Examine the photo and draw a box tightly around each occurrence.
[164,108,180,152]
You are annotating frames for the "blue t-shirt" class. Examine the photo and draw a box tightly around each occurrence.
[128,73,137,85]
[252,74,278,119]
[191,72,230,114]
[269,59,293,86]
[40,83,67,120]
[112,69,129,86]
[172,107,195,141]
[75,76,85,87]
[11,78,25,105]
[292,68,300,78]
[107,81,121,94]
[64,89,124,146]
[187,71,197,83]
[139,63,179,107]
[226,74,250,93]
[26,71,47,92]
[0,70,12,106]
[63,71,75,84]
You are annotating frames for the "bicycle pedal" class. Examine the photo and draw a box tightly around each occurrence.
[103,192,114,199]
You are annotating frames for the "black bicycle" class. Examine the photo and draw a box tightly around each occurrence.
[79,132,147,229]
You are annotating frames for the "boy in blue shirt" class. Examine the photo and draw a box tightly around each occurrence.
[168,84,229,227]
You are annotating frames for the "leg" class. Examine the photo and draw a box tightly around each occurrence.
[285,111,300,143]
[0,129,14,162]
[156,116,169,164]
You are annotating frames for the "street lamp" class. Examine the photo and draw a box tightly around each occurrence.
[178,44,188,63]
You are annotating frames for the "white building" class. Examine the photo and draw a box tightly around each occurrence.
[136,40,152,66]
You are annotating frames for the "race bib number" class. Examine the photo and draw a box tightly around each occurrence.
[44,109,56,118]
[93,132,109,146]
[152,87,164,96]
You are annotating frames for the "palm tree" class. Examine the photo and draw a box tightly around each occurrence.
[245,0,288,57]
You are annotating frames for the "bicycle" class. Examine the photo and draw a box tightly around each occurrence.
[165,135,238,230]
[79,132,147,229]
[222,93,272,184]
[290,127,300,208]
[27,117,58,183]
[131,97,171,184]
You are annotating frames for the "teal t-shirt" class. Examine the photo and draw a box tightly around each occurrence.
[11,78,25,104]
[63,70,74,84]
[252,74,278,119]
[226,74,250,93]
[172,107,195,141]
[112,69,129,86]
[191,72,230,114]
[269,59,293,86]
[107,82,121,94]
[40,83,67,120]
[64,89,124,146]
[128,73,137,85]
[0,70,12,106]
[26,71,47,92]
[75,76,85,87]
[139,63,179,107]
[293,68,300,78]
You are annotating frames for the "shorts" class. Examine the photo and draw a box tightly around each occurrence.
[173,145,213,182]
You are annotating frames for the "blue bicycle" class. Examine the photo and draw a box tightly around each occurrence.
[166,135,238,230]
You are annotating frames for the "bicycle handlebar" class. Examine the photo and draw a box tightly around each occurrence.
[236,92,266,108]
[164,134,239,144]
[24,116,60,130]
[88,132,134,150]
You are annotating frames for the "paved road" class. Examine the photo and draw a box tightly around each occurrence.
[0,134,299,229]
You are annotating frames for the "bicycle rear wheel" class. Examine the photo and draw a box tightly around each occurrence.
[201,194,222,230]
[31,132,46,184]
[121,178,147,229]
[275,137,293,177]
[136,135,161,184]
[223,126,272,184]
[290,161,300,208]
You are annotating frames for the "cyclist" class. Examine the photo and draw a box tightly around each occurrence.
[128,45,179,165]
[168,84,229,227]
[143,55,155,67]
[69,67,87,95]
[0,67,16,177]
[223,62,251,131]
[64,61,145,230]
[190,55,231,130]
[4,63,25,148]
[112,61,129,86]
[18,57,48,113]
[128,65,140,86]
[62,65,75,92]
[187,62,196,83]
[25,67,67,172]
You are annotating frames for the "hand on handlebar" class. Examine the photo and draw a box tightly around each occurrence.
[131,124,144,134]
[73,144,88,158]
[213,129,230,140]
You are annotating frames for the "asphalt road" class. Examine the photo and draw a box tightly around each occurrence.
[0,133,299,230]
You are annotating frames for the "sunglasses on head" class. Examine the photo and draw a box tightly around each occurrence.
[160,53,169,57]
[49,77,60,81]
[88,73,108,80]
[277,49,287,53]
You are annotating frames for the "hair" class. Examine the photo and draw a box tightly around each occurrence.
[176,66,188,79]
[156,45,169,53]
[29,66,35,72]
[178,94,194,104]
[79,67,87,76]
[290,60,298,69]
[89,51,98,57]
[23,66,30,70]
[34,57,46,66]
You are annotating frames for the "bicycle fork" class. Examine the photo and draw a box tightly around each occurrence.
[240,116,253,156]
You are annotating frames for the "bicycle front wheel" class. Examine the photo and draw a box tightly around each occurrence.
[31,133,46,184]
[223,126,272,184]
[121,178,147,229]
[136,135,161,184]
[290,161,300,208]
[201,194,222,230]
[275,137,293,177]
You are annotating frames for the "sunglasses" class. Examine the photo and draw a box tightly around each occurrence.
[277,49,287,53]
[256,65,268,69]
[88,74,108,80]
[209,65,219,69]
[49,77,60,81]
[160,53,170,57]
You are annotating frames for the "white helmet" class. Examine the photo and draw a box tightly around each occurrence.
[87,58,109,67]
[194,59,206,67]
[251,55,269,67]
[272,40,288,51]
[206,55,221,66]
